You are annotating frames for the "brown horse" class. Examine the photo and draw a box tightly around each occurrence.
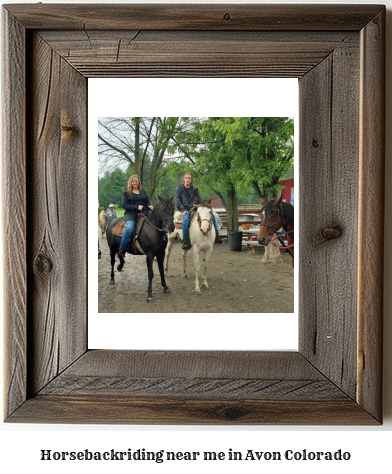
[257,196,294,266]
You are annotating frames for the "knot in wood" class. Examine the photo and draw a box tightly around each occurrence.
[314,225,342,245]
[312,139,319,148]
[223,13,231,21]
[34,252,53,275]
[61,124,77,133]
[223,405,244,420]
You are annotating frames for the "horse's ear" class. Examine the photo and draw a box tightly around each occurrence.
[195,197,201,204]
[169,194,173,201]
[206,197,212,204]
[157,195,163,202]
[259,197,266,205]
[275,195,282,205]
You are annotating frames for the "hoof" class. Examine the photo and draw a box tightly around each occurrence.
[195,289,201,295]
[184,274,189,279]
[117,264,123,272]
[110,280,115,285]
[164,287,170,293]
[147,297,154,303]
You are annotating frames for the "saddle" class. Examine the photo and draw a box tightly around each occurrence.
[174,213,183,229]
[173,209,197,235]
[112,214,146,255]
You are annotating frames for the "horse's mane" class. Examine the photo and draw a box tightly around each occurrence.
[265,199,294,224]
[196,199,212,209]
[147,197,173,227]
[281,201,294,223]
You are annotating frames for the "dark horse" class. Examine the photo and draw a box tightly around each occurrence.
[257,196,294,265]
[106,196,175,302]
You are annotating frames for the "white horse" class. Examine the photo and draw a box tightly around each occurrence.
[99,209,107,238]
[164,205,222,280]
[164,210,183,276]
[185,198,216,293]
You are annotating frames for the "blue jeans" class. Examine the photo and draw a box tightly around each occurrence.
[182,211,219,241]
[119,220,136,251]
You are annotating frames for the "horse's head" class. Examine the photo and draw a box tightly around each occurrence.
[257,196,284,245]
[157,195,175,233]
[195,198,213,235]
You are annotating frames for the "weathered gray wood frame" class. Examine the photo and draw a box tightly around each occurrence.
[2,4,385,424]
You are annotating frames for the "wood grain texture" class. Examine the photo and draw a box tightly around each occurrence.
[357,9,385,422]
[299,41,360,399]
[10,396,378,425]
[2,9,27,419]
[27,33,87,396]
[60,350,325,379]
[37,351,347,400]
[2,3,385,425]
[4,4,384,31]
[38,30,358,78]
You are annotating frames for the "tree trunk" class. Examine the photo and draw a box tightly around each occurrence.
[134,118,141,177]
[226,185,238,231]
[261,241,284,264]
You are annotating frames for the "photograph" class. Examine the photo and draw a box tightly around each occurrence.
[97,116,295,313]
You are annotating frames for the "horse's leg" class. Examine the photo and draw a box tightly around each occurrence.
[157,251,170,294]
[110,248,116,285]
[164,237,173,277]
[288,237,294,268]
[146,252,155,303]
[192,246,201,294]
[117,251,125,272]
[287,235,294,268]
[201,249,212,289]
[183,249,189,278]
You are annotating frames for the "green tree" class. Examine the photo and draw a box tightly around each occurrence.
[171,117,294,230]
[98,168,128,208]
[224,117,294,199]
[98,117,193,200]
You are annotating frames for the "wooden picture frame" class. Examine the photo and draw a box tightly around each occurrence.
[3,4,385,424]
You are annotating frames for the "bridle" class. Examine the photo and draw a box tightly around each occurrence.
[145,199,174,233]
[196,204,213,236]
[259,204,283,236]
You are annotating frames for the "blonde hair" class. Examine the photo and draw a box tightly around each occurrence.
[127,174,142,193]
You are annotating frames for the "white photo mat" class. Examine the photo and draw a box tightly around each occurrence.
[88,78,299,351]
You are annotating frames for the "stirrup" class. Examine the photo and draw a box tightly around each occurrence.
[215,233,223,244]
[182,235,192,250]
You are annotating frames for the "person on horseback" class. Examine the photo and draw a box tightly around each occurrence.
[175,173,222,250]
[106,203,117,225]
[118,174,153,259]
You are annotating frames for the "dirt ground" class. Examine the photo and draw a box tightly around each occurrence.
[98,228,294,313]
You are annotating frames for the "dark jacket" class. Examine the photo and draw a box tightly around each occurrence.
[122,190,151,222]
[175,184,201,212]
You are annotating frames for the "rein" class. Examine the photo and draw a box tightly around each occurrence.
[272,229,294,249]
[144,215,165,232]
[144,200,174,233]
[260,203,294,249]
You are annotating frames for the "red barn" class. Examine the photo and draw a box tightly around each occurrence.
[279,178,294,204]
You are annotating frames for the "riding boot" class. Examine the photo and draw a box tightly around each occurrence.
[182,232,192,250]
[117,247,126,259]
[214,231,223,244]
